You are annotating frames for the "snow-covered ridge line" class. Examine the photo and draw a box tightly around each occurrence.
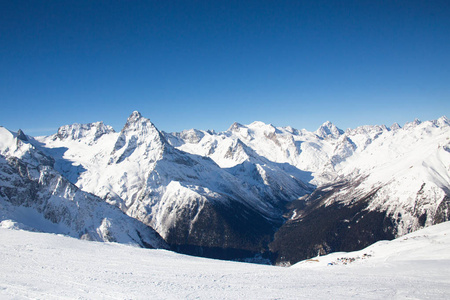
[55,121,115,142]
[1,112,449,265]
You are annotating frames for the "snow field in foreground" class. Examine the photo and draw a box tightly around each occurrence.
[2,222,450,299]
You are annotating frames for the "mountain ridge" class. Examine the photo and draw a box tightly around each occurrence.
[1,112,449,264]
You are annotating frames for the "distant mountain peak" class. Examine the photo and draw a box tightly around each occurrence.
[112,112,166,163]
[248,121,268,127]
[128,111,142,122]
[16,129,28,141]
[228,122,245,132]
[437,116,449,126]
[121,111,158,133]
[315,121,343,139]
[55,122,115,142]
[403,118,422,129]
[390,123,401,131]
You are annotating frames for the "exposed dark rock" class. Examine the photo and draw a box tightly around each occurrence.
[434,196,450,224]
[164,199,280,262]
[269,184,396,265]
[17,129,28,141]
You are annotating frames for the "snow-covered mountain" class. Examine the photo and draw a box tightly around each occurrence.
[0,126,166,248]
[164,115,450,263]
[270,117,450,264]
[1,113,449,264]
[30,112,309,260]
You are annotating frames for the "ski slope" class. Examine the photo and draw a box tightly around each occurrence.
[1,222,450,299]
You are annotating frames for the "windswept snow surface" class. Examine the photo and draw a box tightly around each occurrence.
[1,222,450,299]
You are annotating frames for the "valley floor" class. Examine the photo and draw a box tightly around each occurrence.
[1,223,450,299]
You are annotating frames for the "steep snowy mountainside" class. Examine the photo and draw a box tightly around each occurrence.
[0,154,167,249]
[165,127,314,200]
[165,121,338,185]
[167,116,449,190]
[334,116,450,220]
[270,116,450,265]
[0,126,54,167]
[35,112,310,260]
[315,120,344,139]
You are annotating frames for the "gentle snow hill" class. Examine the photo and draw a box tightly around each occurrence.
[1,222,450,299]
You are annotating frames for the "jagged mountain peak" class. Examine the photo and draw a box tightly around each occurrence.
[404,118,422,129]
[130,110,142,118]
[122,111,155,131]
[223,138,255,162]
[315,121,343,139]
[228,122,245,132]
[125,110,144,124]
[119,112,166,144]
[56,122,115,142]
[436,116,449,127]
[16,129,28,141]
[112,112,166,164]
[173,128,206,144]
[390,122,402,130]
[282,126,301,135]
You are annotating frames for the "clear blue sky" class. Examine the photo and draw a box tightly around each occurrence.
[1,0,449,135]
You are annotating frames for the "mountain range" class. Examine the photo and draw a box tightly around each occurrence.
[1,111,449,265]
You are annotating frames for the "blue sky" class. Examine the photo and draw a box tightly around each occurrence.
[1,1,449,135]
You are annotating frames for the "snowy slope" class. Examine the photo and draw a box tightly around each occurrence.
[1,222,449,299]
